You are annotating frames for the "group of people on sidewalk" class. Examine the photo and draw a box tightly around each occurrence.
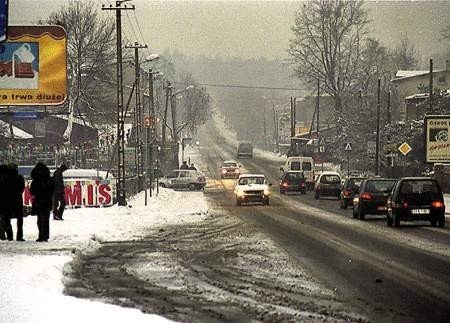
[0,163,67,242]
[180,161,197,170]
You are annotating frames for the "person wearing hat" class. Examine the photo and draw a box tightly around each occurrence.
[52,164,67,220]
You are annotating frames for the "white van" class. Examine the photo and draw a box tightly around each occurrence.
[280,156,315,190]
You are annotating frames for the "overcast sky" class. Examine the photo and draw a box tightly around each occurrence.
[9,1,450,64]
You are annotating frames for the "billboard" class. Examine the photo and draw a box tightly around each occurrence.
[0,0,8,43]
[0,25,67,105]
[425,115,450,163]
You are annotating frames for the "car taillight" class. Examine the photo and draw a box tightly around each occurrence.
[431,201,445,208]
[235,169,240,174]
[403,202,408,208]
[300,183,305,187]
[360,192,372,200]
[343,190,350,197]
[282,181,288,187]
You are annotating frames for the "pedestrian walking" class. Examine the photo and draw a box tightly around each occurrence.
[0,164,10,241]
[52,164,67,220]
[5,164,25,241]
[30,163,54,242]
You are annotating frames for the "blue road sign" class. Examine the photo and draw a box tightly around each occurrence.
[12,111,45,120]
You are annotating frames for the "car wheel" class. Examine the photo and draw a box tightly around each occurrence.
[352,206,358,219]
[280,189,285,194]
[341,200,347,209]
[264,198,270,206]
[358,209,365,220]
[393,214,400,228]
[314,191,320,199]
[236,197,241,206]
[430,217,437,226]
[438,215,445,228]
[387,214,393,227]
[188,183,196,191]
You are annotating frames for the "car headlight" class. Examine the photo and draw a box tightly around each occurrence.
[263,188,270,195]
[236,190,244,197]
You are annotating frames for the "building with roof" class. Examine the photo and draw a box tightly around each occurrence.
[391,61,450,120]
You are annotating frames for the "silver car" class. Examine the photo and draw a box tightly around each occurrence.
[159,169,206,191]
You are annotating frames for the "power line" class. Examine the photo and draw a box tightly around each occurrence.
[132,10,151,57]
[181,82,310,92]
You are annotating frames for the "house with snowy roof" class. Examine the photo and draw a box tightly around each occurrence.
[391,60,450,120]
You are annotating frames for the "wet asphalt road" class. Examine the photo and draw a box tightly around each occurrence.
[200,121,450,323]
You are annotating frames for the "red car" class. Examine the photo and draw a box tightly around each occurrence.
[220,160,241,179]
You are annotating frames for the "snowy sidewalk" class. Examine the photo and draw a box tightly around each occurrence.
[0,188,209,323]
[445,194,450,215]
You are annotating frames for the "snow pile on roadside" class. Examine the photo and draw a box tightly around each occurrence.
[0,187,209,323]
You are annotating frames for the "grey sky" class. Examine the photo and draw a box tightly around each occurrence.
[9,1,450,64]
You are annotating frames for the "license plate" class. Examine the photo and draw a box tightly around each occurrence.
[411,209,430,215]
[377,206,387,211]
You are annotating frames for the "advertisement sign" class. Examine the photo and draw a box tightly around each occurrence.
[0,0,8,43]
[0,25,67,105]
[23,179,114,208]
[425,115,450,163]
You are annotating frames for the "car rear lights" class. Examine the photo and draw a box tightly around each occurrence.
[221,169,227,174]
[343,190,350,197]
[282,181,288,187]
[431,201,445,208]
[234,169,240,174]
[403,202,408,208]
[300,183,306,187]
[360,192,372,200]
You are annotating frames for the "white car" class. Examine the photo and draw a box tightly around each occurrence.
[159,169,206,191]
[234,174,271,206]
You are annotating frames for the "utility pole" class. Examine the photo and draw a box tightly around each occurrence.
[147,68,155,199]
[263,105,267,150]
[316,78,320,138]
[429,58,433,111]
[125,42,147,192]
[171,87,178,167]
[273,106,279,152]
[162,81,171,147]
[102,0,135,206]
[375,78,381,176]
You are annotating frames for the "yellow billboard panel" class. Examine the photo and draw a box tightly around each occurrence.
[425,115,450,163]
[0,25,67,105]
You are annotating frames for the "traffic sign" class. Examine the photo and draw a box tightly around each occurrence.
[143,115,156,128]
[398,142,412,156]
[319,145,325,153]
[344,142,352,151]
[319,137,325,145]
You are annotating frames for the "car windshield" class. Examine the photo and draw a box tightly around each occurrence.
[285,173,304,181]
[223,162,237,167]
[399,180,441,204]
[346,178,365,189]
[365,180,396,193]
[321,174,340,184]
[239,143,252,150]
[239,177,265,185]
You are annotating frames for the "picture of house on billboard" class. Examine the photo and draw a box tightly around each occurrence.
[0,42,39,89]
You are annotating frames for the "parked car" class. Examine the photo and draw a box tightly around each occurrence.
[340,177,367,209]
[237,142,253,159]
[279,171,307,194]
[387,177,445,227]
[314,171,341,199]
[234,174,271,206]
[353,178,397,220]
[159,169,206,190]
[280,156,315,190]
[220,160,241,179]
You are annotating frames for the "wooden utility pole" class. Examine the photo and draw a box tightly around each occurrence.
[375,78,381,176]
[102,0,135,206]
[429,58,434,111]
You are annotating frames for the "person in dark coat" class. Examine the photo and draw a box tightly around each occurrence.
[188,163,197,171]
[30,163,54,242]
[180,161,189,169]
[52,164,67,220]
[4,164,26,241]
[0,164,10,241]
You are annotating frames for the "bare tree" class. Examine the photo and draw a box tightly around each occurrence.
[45,0,116,142]
[391,35,418,70]
[288,0,369,111]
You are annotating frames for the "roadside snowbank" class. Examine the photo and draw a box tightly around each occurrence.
[0,187,209,323]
